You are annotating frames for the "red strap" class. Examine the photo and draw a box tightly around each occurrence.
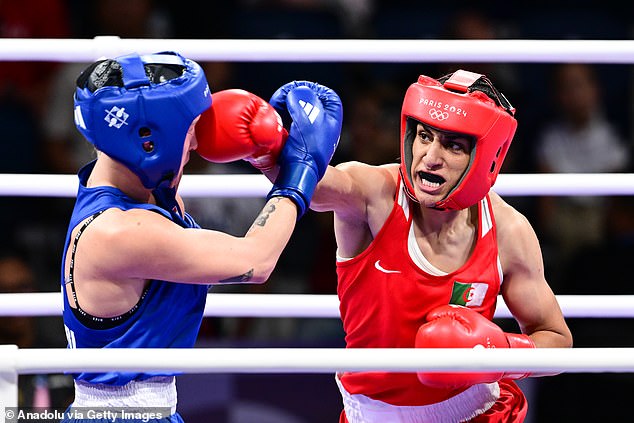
[506,332,536,349]
[443,69,483,92]
[503,333,536,380]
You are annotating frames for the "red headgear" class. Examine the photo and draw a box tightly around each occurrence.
[399,70,517,210]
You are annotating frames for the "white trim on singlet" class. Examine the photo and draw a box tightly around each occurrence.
[397,180,410,220]
[497,255,504,285]
[336,250,353,262]
[405,194,497,278]
[480,196,493,238]
[336,373,499,423]
[408,222,449,276]
[72,376,177,415]
[397,182,449,276]
[482,196,505,284]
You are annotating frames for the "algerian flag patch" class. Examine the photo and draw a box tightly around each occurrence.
[450,281,489,307]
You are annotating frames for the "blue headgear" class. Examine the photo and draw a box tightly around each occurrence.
[73,51,212,189]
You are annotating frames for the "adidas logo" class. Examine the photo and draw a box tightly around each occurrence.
[299,100,320,124]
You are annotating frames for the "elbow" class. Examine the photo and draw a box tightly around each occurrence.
[249,271,271,285]
[219,255,276,285]
[249,257,278,284]
[239,238,285,284]
[550,327,573,349]
[558,322,574,348]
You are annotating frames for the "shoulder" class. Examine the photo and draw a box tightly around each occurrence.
[74,206,183,277]
[489,191,531,233]
[324,162,399,253]
[84,207,174,243]
[337,161,399,215]
[489,191,542,272]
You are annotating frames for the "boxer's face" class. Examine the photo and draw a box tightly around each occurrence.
[409,123,472,207]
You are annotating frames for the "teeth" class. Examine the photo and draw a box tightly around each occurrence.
[420,178,441,188]
[417,171,444,188]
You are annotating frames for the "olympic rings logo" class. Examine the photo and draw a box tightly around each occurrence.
[428,109,449,121]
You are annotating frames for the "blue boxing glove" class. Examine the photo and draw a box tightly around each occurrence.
[267,81,342,217]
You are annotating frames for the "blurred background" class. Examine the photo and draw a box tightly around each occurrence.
[1,0,633,421]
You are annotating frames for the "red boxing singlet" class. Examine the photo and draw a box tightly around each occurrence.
[337,177,502,406]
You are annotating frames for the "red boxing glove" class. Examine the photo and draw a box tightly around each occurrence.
[415,304,535,389]
[195,89,287,171]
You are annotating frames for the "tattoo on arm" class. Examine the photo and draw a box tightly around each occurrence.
[253,197,281,229]
[218,269,254,284]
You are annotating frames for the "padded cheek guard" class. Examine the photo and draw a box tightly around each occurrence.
[399,70,517,210]
[74,52,212,189]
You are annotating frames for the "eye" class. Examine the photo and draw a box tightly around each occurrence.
[417,129,432,143]
[448,141,466,152]
[446,136,472,153]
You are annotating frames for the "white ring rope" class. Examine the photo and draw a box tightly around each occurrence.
[2,173,634,197]
[0,38,631,406]
[1,293,633,318]
[1,345,633,375]
[1,38,634,63]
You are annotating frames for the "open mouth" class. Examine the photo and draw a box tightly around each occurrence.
[417,171,446,188]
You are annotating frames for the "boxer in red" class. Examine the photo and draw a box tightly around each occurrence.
[270,72,573,422]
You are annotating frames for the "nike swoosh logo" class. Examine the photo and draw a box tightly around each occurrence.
[374,260,402,274]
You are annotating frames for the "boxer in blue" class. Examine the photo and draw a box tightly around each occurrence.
[61,51,342,422]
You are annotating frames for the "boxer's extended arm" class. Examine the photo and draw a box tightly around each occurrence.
[311,162,397,211]
[70,194,297,289]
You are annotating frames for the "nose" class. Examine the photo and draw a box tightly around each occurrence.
[422,139,443,169]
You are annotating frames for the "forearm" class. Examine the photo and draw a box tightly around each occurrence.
[518,320,573,377]
[242,196,297,281]
[527,327,573,349]
[246,196,297,235]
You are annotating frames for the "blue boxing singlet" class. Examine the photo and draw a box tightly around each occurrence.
[61,161,209,386]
